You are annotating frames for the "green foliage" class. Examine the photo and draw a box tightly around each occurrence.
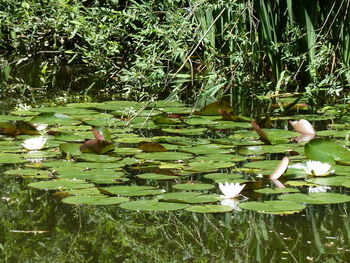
[1,0,349,107]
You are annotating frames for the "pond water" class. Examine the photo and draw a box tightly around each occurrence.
[1,99,350,262]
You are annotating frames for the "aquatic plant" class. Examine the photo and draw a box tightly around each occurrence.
[304,160,335,177]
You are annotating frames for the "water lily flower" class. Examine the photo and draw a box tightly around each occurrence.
[304,160,335,176]
[219,182,246,199]
[220,198,241,211]
[308,185,331,194]
[22,136,47,151]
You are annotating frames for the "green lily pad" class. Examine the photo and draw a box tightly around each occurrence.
[239,200,306,214]
[279,193,350,204]
[194,154,246,162]
[100,185,165,197]
[184,161,234,172]
[162,128,207,136]
[119,200,189,211]
[136,173,178,180]
[135,152,193,161]
[179,145,232,155]
[203,173,244,180]
[157,192,219,204]
[28,179,94,190]
[62,195,129,205]
[185,204,233,213]
[59,143,82,156]
[172,183,215,191]
[254,188,300,194]
[77,153,121,163]
[4,168,51,178]
[306,176,350,188]
[0,153,27,164]
[305,138,350,164]
[66,188,102,195]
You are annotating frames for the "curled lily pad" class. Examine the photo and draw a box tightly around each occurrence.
[119,200,189,211]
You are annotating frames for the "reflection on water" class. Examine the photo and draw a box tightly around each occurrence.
[0,170,349,262]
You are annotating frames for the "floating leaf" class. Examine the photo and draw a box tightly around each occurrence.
[157,192,219,204]
[194,100,233,116]
[254,188,299,194]
[305,138,350,164]
[135,152,193,161]
[239,200,305,214]
[136,173,178,180]
[119,200,189,211]
[62,195,129,205]
[4,168,51,178]
[279,193,350,204]
[0,153,26,164]
[59,143,82,156]
[172,183,215,191]
[306,176,350,188]
[100,185,165,197]
[77,153,121,163]
[185,204,233,213]
[28,179,94,190]
[137,141,167,152]
[203,173,244,180]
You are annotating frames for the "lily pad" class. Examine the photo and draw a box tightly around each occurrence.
[28,179,94,190]
[100,185,165,197]
[77,153,121,163]
[0,153,27,164]
[305,138,350,164]
[254,188,299,194]
[185,204,233,213]
[239,200,306,214]
[157,192,219,204]
[119,200,189,211]
[279,193,350,204]
[136,173,178,180]
[172,183,215,191]
[135,152,193,161]
[62,195,129,205]
[306,176,350,188]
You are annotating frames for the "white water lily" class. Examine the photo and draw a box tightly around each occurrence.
[22,136,47,150]
[220,198,241,211]
[308,185,331,194]
[219,182,246,199]
[304,160,335,176]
